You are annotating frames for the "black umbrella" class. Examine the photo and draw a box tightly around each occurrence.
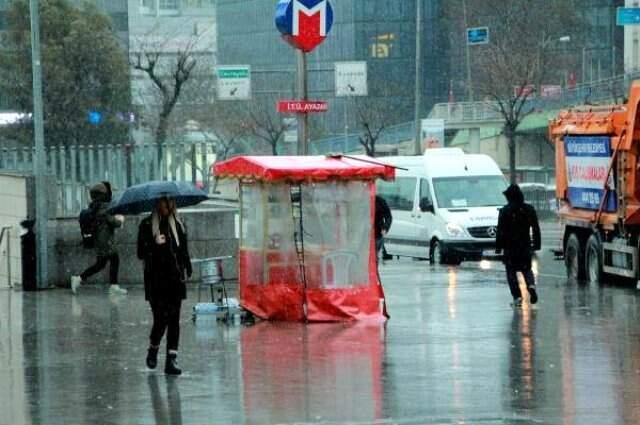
[108,181,208,215]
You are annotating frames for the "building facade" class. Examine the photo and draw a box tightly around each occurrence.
[625,0,640,72]
[216,0,448,138]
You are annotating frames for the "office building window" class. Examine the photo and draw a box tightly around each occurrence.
[140,0,154,13]
[160,0,179,10]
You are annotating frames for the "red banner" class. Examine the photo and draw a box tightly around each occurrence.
[277,100,328,113]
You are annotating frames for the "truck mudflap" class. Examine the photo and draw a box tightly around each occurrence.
[603,241,638,279]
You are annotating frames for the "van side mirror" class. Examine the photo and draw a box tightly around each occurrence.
[419,197,434,213]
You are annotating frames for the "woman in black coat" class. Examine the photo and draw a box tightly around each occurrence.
[137,197,192,375]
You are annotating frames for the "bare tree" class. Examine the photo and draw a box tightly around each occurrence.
[352,81,405,157]
[354,98,389,157]
[244,96,292,155]
[195,103,251,190]
[467,0,581,183]
[131,30,207,160]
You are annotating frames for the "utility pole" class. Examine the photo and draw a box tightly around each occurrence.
[30,0,48,289]
[413,0,423,156]
[462,0,474,101]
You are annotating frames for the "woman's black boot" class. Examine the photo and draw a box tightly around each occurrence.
[146,346,159,369]
[165,352,182,376]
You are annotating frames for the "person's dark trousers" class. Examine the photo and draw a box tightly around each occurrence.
[80,253,120,285]
[150,300,182,352]
[506,266,535,299]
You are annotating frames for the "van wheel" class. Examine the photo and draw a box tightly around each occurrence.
[430,240,461,266]
[565,233,585,281]
[585,234,603,284]
[430,240,442,264]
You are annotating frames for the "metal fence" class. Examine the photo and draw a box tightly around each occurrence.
[0,142,217,217]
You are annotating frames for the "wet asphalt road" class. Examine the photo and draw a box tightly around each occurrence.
[2,222,640,424]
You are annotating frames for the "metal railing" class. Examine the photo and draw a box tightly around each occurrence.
[429,102,503,124]
[0,226,11,288]
[313,69,640,154]
[0,142,217,217]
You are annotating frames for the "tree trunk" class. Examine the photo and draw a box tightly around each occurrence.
[271,141,278,156]
[155,112,170,168]
[505,125,517,184]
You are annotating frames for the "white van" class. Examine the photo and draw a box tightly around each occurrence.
[378,149,507,265]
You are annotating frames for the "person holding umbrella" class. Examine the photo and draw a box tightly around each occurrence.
[137,197,192,375]
[110,181,206,375]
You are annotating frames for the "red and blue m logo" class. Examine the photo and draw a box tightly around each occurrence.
[275,0,334,52]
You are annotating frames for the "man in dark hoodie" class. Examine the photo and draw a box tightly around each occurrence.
[375,195,393,262]
[496,184,541,307]
[71,182,128,295]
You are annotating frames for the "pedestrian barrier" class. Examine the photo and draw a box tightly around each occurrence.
[0,142,217,217]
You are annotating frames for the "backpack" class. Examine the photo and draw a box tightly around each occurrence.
[79,207,98,249]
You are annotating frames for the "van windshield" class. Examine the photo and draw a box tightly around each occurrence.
[433,176,507,209]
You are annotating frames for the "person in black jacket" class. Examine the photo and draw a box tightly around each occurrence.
[496,184,541,307]
[375,195,393,262]
[71,181,127,295]
[138,197,192,376]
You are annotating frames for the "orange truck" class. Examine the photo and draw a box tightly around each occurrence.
[550,82,640,283]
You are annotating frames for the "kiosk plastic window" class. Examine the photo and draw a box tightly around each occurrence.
[301,181,372,289]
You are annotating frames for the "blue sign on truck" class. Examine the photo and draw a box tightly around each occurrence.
[617,7,640,26]
[564,136,617,212]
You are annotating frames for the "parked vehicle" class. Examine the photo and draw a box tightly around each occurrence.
[378,148,507,265]
[520,183,558,219]
[550,82,640,283]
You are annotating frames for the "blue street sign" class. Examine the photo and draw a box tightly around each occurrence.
[617,7,640,26]
[88,111,102,125]
[467,27,489,45]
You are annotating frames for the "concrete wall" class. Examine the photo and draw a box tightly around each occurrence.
[48,206,239,288]
[0,174,33,287]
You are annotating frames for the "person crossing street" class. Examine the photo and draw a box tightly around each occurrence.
[496,184,541,307]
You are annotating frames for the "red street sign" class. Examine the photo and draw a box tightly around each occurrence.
[513,85,536,99]
[541,85,562,99]
[277,100,328,113]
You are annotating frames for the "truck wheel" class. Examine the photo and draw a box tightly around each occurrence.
[565,233,585,280]
[585,234,603,284]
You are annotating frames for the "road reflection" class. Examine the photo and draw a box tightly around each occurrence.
[240,322,384,425]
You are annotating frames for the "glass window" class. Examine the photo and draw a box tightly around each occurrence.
[433,176,507,209]
[160,0,179,10]
[140,0,154,10]
[420,179,432,204]
[377,177,416,212]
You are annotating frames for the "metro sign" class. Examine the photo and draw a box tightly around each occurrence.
[275,0,334,52]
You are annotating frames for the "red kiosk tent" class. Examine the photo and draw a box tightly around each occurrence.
[214,156,395,322]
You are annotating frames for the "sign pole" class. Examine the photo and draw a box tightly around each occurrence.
[297,50,309,155]
[413,0,423,156]
[30,0,48,289]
